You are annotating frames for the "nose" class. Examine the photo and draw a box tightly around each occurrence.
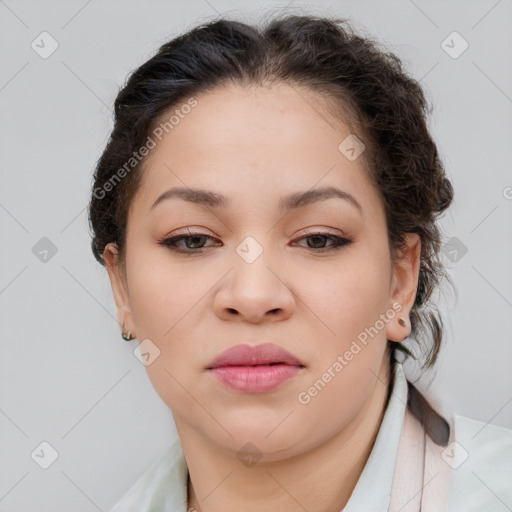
[213,248,295,324]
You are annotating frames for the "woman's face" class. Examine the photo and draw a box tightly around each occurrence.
[105,83,419,460]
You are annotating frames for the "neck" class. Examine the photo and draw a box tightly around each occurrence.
[179,359,392,512]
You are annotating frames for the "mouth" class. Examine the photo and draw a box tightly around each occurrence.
[207,362,305,369]
[205,342,306,370]
[206,343,305,393]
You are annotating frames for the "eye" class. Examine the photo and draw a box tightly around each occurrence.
[158,230,353,254]
[293,231,352,252]
[158,233,218,253]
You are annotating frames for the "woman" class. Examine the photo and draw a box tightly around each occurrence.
[88,14,511,512]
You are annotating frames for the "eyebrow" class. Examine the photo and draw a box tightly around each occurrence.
[150,185,362,213]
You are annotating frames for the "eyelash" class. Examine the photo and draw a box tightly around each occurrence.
[158,230,353,254]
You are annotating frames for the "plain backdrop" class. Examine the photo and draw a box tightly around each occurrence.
[1,0,511,510]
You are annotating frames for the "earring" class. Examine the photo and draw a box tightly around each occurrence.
[121,322,133,341]
[391,317,413,357]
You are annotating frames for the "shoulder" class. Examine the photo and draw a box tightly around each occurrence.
[446,413,512,511]
[109,436,188,512]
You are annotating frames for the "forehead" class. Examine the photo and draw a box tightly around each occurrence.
[130,83,380,218]
[151,83,359,156]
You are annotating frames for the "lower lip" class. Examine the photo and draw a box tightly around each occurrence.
[209,364,303,393]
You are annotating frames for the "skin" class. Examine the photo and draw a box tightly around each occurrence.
[104,83,421,512]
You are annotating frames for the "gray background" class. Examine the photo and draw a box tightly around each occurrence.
[1,0,511,510]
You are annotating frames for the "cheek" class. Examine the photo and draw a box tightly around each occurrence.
[124,252,212,402]
[126,248,207,340]
[292,268,390,443]
[302,254,391,339]
[301,253,391,410]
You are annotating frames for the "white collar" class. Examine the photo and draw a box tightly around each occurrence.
[110,363,408,511]
[343,362,408,511]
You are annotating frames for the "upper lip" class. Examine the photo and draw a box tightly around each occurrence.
[206,343,305,369]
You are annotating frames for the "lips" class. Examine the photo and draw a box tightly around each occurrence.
[206,343,305,369]
[206,343,305,393]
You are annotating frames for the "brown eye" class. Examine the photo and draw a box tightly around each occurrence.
[158,231,352,254]
[158,233,218,253]
[294,232,352,252]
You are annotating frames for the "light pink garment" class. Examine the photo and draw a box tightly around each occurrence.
[389,384,454,511]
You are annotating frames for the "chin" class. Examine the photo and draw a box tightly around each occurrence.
[216,431,306,463]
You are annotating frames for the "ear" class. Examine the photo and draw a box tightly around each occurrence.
[104,243,136,339]
[385,233,421,342]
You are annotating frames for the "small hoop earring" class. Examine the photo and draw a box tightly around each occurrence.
[121,322,133,341]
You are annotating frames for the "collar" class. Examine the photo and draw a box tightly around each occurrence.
[110,363,409,512]
[341,362,408,511]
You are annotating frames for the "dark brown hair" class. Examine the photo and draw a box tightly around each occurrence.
[88,14,454,371]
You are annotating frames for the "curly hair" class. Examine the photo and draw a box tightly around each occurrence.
[88,14,454,371]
